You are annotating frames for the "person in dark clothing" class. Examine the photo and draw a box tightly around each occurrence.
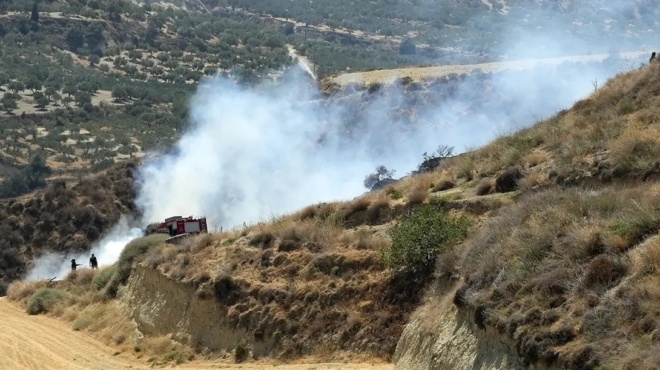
[650,52,657,64]
[71,259,81,271]
[90,254,98,269]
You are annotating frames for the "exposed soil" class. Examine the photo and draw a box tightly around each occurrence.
[328,50,651,86]
[0,298,392,370]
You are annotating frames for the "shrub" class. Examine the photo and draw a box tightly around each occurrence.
[583,255,626,289]
[432,180,455,192]
[92,265,117,291]
[476,179,492,195]
[382,205,470,275]
[104,234,168,297]
[66,268,95,285]
[407,186,428,205]
[495,166,523,193]
[26,288,69,315]
[234,342,249,363]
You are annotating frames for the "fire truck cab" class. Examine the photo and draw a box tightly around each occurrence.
[148,216,208,237]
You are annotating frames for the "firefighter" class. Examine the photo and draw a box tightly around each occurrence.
[89,254,98,270]
[71,259,81,271]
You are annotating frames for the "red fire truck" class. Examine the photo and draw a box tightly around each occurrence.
[146,216,208,237]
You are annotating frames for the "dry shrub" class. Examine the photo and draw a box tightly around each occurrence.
[26,288,69,315]
[278,220,341,246]
[66,268,95,285]
[519,170,547,190]
[297,204,319,220]
[347,196,371,214]
[453,155,476,180]
[432,180,455,192]
[635,237,660,275]
[584,256,627,289]
[347,311,362,327]
[366,196,390,223]
[248,230,275,248]
[347,228,390,250]
[407,185,428,205]
[296,203,338,221]
[608,124,660,170]
[190,233,215,252]
[522,150,547,168]
[475,179,492,195]
[7,280,47,303]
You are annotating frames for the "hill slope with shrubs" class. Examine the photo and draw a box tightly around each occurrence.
[0,161,137,294]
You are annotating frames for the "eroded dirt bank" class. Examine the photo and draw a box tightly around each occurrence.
[0,296,392,370]
[393,287,552,370]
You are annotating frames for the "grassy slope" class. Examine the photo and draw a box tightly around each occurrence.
[415,62,660,369]
[4,24,660,370]
[138,60,660,366]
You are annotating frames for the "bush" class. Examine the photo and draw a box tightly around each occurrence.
[92,265,117,291]
[104,234,168,297]
[234,341,249,363]
[495,166,523,193]
[382,205,470,275]
[26,288,69,315]
[476,179,492,195]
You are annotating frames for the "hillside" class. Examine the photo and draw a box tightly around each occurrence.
[0,161,137,293]
[4,59,660,368]
[2,0,660,368]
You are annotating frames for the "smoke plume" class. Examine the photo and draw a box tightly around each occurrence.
[23,0,652,280]
[25,217,142,281]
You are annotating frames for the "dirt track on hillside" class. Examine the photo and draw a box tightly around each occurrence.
[0,298,392,370]
[329,50,651,86]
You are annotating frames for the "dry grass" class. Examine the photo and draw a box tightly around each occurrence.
[406,185,428,205]
[453,183,660,368]
[475,178,492,195]
[518,169,547,191]
[7,268,194,365]
[7,280,48,302]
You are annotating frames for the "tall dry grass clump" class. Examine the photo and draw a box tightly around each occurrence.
[7,280,48,303]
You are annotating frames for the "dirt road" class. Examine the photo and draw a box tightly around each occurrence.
[328,50,651,86]
[0,298,392,370]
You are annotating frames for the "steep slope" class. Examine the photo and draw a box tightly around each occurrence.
[393,59,660,369]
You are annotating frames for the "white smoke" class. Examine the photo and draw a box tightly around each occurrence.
[25,217,143,281]
[23,0,651,279]
[134,55,641,230]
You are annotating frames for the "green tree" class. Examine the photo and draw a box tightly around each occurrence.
[30,2,39,23]
[89,54,100,67]
[62,96,73,107]
[65,27,84,51]
[0,154,52,198]
[399,38,416,55]
[1,94,18,114]
[363,165,395,189]
[25,77,43,95]
[62,83,77,97]
[111,85,128,102]
[35,95,49,110]
[0,73,9,90]
[8,80,24,94]
[74,91,92,106]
